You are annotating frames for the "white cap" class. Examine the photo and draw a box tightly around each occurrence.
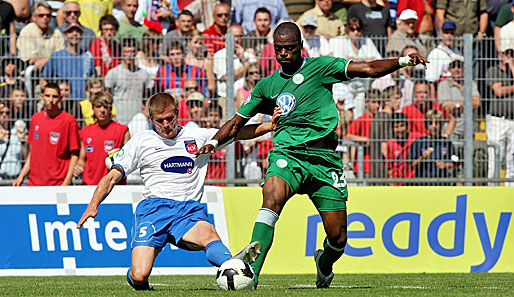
[398,9,418,21]
[301,15,318,27]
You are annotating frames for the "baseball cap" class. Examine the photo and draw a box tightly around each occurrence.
[301,15,318,27]
[64,22,82,33]
[441,21,457,31]
[398,9,418,21]
[186,92,205,106]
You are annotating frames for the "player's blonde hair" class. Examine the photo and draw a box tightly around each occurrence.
[147,92,178,118]
[90,92,114,120]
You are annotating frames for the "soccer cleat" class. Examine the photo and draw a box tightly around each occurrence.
[126,269,153,291]
[232,241,261,265]
[313,249,334,288]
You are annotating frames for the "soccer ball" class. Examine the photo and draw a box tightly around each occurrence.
[105,148,121,169]
[216,259,255,290]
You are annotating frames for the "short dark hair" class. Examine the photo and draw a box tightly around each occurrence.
[42,82,61,96]
[99,15,119,31]
[391,112,407,125]
[206,101,223,117]
[122,37,138,49]
[10,81,26,95]
[401,45,419,56]
[274,22,302,42]
[413,78,429,88]
[254,7,271,20]
[168,41,184,53]
[178,9,193,18]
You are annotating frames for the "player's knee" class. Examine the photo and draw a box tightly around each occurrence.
[131,267,150,283]
[328,226,347,248]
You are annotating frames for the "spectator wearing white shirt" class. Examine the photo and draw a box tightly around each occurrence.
[300,15,330,58]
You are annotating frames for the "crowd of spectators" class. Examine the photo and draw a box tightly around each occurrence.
[0,0,512,187]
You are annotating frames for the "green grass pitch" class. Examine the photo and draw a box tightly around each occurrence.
[1,273,513,296]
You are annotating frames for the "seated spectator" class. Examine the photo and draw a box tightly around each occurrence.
[203,3,230,54]
[259,42,310,76]
[160,9,195,60]
[386,112,422,185]
[386,9,427,57]
[0,55,25,99]
[17,0,65,71]
[155,42,207,97]
[347,0,393,56]
[204,101,226,185]
[58,79,81,120]
[136,29,162,79]
[115,0,148,43]
[127,97,152,137]
[396,0,435,38]
[213,24,257,98]
[105,37,153,125]
[235,62,261,109]
[13,82,80,186]
[401,79,455,136]
[9,82,35,122]
[408,109,457,184]
[346,89,381,177]
[0,100,25,180]
[369,85,401,180]
[73,92,130,185]
[425,21,461,90]
[329,17,381,61]
[296,0,344,39]
[57,1,96,53]
[89,15,121,77]
[301,15,330,58]
[372,45,420,109]
[485,48,514,181]
[71,0,113,36]
[184,92,205,128]
[41,22,96,101]
[245,7,274,56]
[231,0,289,34]
[0,0,16,56]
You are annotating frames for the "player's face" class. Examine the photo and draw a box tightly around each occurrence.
[151,106,179,139]
[274,34,302,67]
[41,88,62,114]
[393,121,407,140]
[93,103,112,123]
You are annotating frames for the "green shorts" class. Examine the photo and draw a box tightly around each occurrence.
[265,148,348,212]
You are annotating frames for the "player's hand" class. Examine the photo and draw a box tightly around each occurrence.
[196,144,216,156]
[407,53,430,69]
[77,207,98,229]
[73,165,84,177]
[272,106,282,131]
[12,176,24,187]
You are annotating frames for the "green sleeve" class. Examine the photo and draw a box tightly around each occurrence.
[495,4,513,27]
[236,80,267,118]
[319,56,351,84]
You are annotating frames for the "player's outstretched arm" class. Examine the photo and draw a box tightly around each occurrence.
[77,167,124,229]
[347,53,429,79]
[236,107,282,140]
[196,114,250,155]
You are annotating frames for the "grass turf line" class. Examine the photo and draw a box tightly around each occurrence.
[0,273,513,296]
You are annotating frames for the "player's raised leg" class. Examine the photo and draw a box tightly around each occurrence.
[180,220,233,267]
[315,210,347,288]
[249,176,291,287]
[127,246,159,290]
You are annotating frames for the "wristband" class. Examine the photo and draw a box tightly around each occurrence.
[206,139,218,149]
[398,56,414,67]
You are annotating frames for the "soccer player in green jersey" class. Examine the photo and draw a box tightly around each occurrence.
[197,22,429,289]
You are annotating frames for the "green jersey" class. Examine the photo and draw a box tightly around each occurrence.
[237,56,351,149]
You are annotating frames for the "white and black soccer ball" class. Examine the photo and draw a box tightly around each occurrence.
[216,259,254,290]
[105,148,121,169]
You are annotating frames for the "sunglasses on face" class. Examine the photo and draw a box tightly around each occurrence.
[248,71,259,75]
[349,27,362,32]
[0,110,10,115]
[65,10,80,16]
[36,13,51,18]
[216,13,229,18]
[185,86,199,91]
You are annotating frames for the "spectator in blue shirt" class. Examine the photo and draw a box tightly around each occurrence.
[231,0,290,34]
[57,1,96,53]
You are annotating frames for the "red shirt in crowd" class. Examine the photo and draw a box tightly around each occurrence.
[89,38,121,77]
[79,121,128,185]
[401,101,449,135]
[386,131,423,185]
[347,112,373,174]
[27,110,80,186]
[203,24,226,54]
[206,147,226,186]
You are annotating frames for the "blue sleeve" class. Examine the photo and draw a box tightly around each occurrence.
[408,139,421,163]
[231,0,241,24]
[278,0,290,20]
[41,55,55,79]
[170,0,179,17]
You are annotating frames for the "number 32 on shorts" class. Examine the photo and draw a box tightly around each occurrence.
[331,171,347,190]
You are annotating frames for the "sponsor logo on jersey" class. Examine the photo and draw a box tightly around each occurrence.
[244,94,251,105]
[115,148,125,158]
[276,159,288,168]
[104,140,114,153]
[185,140,198,154]
[49,132,60,145]
[85,145,94,152]
[34,132,39,139]
[161,156,194,174]
[35,125,39,131]
[86,137,92,144]
[276,93,296,117]
[293,73,304,84]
